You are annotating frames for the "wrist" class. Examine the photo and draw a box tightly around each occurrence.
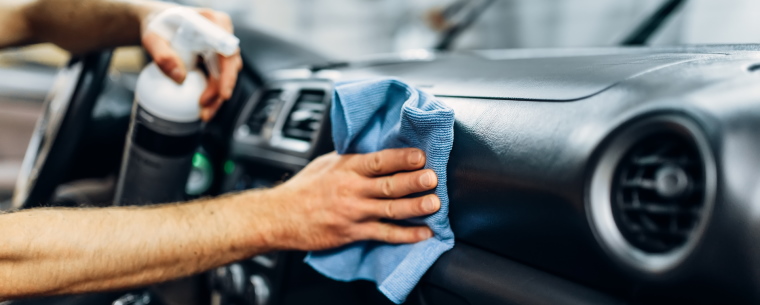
[222,189,284,255]
[10,1,39,46]
[119,0,175,34]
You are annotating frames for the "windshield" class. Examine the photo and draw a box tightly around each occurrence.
[184,0,760,58]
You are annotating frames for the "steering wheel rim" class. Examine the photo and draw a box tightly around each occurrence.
[11,51,113,210]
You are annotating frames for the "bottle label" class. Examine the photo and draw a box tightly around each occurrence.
[132,105,201,157]
[114,102,202,205]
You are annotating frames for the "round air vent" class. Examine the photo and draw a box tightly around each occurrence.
[588,115,715,274]
[611,133,704,253]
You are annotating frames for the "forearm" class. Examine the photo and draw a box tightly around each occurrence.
[0,0,172,54]
[0,190,271,299]
[0,0,32,48]
[0,148,440,300]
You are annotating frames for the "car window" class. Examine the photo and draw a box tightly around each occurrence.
[186,0,760,58]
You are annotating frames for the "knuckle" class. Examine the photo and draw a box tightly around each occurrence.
[341,200,359,219]
[366,153,383,175]
[384,200,396,219]
[345,227,363,242]
[335,223,352,238]
[383,225,393,242]
[327,218,348,235]
[380,177,394,197]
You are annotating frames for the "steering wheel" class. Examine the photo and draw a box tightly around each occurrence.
[11,51,113,209]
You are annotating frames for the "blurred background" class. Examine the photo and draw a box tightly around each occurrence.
[203,0,760,58]
[2,0,760,201]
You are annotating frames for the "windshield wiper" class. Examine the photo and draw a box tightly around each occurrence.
[434,0,497,51]
[621,0,687,46]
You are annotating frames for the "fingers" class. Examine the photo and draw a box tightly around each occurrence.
[196,9,238,99]
[351,148,426,177]
[368,194,440,221]
[201,97,224,122]
[357,223,434,244]
[196,9,233,32]
[142,32,185,83]
[198,53,242,121]
[200,75,220,107]
[218,52,242,101]
[200,75,220,121]
[366,169,437,198]
[193,9,241,122]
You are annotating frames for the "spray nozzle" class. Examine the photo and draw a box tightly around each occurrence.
[146,7,240,79]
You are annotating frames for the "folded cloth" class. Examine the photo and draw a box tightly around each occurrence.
[305,78,455,304]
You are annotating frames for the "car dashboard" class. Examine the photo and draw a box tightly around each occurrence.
[230,80,333,172]
[207,44,760,305]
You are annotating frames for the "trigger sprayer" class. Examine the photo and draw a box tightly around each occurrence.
[115,7,240,206]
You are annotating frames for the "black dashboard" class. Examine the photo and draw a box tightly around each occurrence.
[230,80,333,172]
[208,43,760,305]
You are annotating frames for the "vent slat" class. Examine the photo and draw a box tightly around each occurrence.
[247,90,283,134]
[622,203,700,215]
[632,156,693,166]
[624,223,690,237]
[282,90,326,144]
[621,179,657,189]
[612,133,705,254]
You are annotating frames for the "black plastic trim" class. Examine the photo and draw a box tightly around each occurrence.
[421,243,625,305]
[19,51,112,208]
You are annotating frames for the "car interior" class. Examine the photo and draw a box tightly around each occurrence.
[2,0,760,304]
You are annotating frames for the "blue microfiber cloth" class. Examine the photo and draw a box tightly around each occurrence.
[305,78,455,304]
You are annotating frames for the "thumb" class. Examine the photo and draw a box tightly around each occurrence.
[142,32,186,84]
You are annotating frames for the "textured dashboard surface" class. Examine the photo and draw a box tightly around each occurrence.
[331,45,760,304]
[339,51,723,101]
[235,45,760,304]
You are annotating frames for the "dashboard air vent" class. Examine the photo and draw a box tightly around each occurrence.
[282,90,326,142]
[611,132,705,254]
[247,90,282,134]
[588,115,715,273]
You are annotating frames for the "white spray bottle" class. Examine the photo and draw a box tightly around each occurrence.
[115,7,240,205]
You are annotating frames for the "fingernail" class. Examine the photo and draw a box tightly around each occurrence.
[170,68,184,83]
[423,195,440,213]
[419,229,433,240]
[409,150,423,165]
[419,172,435,188]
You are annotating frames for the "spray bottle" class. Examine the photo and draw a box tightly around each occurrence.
[115,7,239,205]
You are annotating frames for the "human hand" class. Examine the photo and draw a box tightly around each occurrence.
[140,7,242,121]
[258,148,441,251]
